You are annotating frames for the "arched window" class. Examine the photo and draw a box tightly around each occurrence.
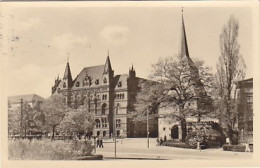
[95,119,101,128]
[122,93,125,99]
[103,77,107,84]
[102,118,107,128]
[76,82,80,87]
[116,103,120,114]
[116,119,121,128]
[95,79,99,85]
[102,103,107,115]
[102,94,107,100]
[63,82,66,88]
[118,81,122,87]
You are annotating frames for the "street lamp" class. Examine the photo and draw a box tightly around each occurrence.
[147,107,149,148]
[113,105,119,158]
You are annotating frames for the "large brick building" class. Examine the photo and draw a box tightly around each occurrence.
[51,55,158,138]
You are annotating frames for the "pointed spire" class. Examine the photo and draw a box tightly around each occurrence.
[131,63,134,71]
[180,7,190,58]
[63,59,73,87]
[104,52,112,74]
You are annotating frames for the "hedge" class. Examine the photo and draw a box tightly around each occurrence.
[9,138,95,160]
[164,142,190,149]
[223,144,253,152]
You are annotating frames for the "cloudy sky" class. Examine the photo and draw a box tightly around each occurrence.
[3,2,256,98]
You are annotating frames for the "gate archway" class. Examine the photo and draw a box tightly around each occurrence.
[171,125,179,139]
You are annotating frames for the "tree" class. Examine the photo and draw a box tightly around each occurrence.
[42,94,70,140]
[215,15,246,144]
[135,55,213,142]
[8,100,45,136]
[59,105,95,140]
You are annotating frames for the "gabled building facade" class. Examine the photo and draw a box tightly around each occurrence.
[51,55,158,138]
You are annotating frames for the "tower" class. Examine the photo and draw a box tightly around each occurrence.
[180,8,213,118]
[129,64,136,78]
[62,61,73,89]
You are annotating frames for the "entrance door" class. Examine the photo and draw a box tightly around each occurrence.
[171,125,179,139]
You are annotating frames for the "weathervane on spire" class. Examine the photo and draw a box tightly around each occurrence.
[67,52,70,63]
[182,6,184,13]
[107,50,109,57]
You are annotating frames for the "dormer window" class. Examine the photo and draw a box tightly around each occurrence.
[103,77,107,84]
[95,79,99,85]
[76,82,80,87]
[63,82,66,88]
[118,81,122,88]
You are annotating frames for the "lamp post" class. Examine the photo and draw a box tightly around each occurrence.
[20,99,23,137]
[147,107,149,148]
[113,105,118,158]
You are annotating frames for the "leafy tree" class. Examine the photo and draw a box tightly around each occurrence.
[59,105,95,140]
[8,100,45,136]
[135,55,213,142]
[42,94,70,140]
[215,15,246,144]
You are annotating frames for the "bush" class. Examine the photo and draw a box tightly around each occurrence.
[164,141,189,148]
[185,131,208,149]
[222,144,253,152]
[8,138,94,160]
[185,129,226,149]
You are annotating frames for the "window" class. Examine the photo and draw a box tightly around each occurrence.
[102,94,107,100]
[116,93,124,100]
[163,127,166,131]
[95,79,99,85]
[102,103,107,115]
[103,77,107,84]
[116,103,120,114]
[57,88,60,93]
[118,81,122,87]
[95,119,101,128]
[76,82,80,87]
[102,118,107,128]
[116,119,121,128]
[63,82,66,88]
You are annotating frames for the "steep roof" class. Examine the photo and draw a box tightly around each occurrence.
[104,56,112,74]
[72,65,106,88]
[113,74,129,90]
[8,94,45,104]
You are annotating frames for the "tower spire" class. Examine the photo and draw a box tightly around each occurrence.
[104,51,113,74]
[180,7,190,58]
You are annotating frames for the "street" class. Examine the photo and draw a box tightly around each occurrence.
[95,138,253,160]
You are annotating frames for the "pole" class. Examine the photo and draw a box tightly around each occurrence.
[20,99,23,137]
[147,107,149,148]
[114,106,118,158]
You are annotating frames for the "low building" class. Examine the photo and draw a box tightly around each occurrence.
[235,78,253,144]
[8,94,45,135]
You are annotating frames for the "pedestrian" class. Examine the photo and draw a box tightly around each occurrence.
[160,137,163,146]
[99,136,104,148]
[97,136,100,148]
[156,137,160,146]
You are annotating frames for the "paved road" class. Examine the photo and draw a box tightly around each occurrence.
[95,138,253,160]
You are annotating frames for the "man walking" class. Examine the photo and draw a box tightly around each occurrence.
[99,136,104,148]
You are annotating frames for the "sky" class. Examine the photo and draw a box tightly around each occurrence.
[3,2,256,98]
